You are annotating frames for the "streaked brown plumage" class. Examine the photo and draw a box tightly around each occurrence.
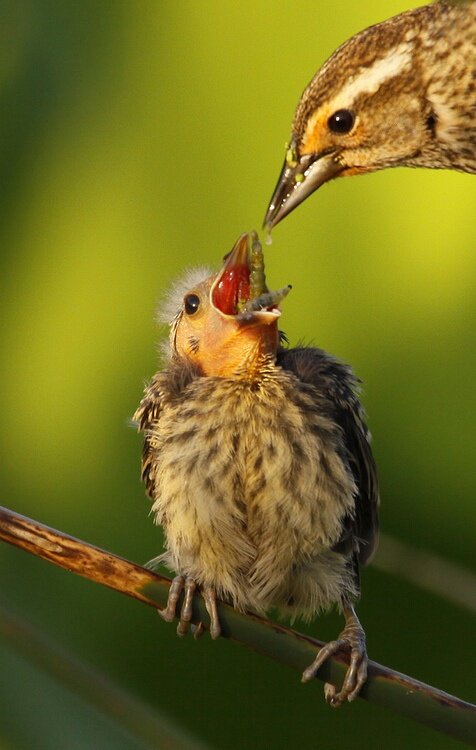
[265,0,476,228]
[134,232,379,705]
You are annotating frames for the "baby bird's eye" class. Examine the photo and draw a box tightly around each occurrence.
[327,109,355,134]
[184,293,201,316]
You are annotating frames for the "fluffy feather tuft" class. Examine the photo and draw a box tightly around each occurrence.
[156,267,213,326]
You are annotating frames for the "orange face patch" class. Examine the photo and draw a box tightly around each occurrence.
[299,105,334,155]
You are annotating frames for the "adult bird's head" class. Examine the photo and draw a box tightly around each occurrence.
[264,2,476,229]
[166,232,291,378]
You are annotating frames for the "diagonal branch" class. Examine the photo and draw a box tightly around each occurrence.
[0,505,475,747]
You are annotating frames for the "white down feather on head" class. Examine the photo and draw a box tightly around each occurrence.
[156,266,214,326]
[156,266,214,361]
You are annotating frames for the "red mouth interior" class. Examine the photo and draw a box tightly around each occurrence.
[212,264,250,315]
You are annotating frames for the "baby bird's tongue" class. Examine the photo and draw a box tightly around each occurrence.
[211,231,291,318]
[212,233,252,315]
[213,264,250,315]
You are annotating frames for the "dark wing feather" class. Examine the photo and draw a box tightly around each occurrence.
[278,346,379,567]
[132,376,164,499]
[133,358,200,499]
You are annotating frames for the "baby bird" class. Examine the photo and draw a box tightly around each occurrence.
[134,232,379,706]
[265,0,476,228]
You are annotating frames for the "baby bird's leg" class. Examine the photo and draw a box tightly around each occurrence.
[202,586,221,640]
[302,601,368,707]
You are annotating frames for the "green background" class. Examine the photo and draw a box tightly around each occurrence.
[0,1,475,748]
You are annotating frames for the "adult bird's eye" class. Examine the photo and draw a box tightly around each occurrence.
[184,293,201,316]
[327,109,355,134]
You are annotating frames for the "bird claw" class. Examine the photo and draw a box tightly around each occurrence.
[302,607,368,707]
[202,586,221,639]
[158,575,185,623]
[157,575,221,639]
[176,577,197,637]
[191,621,205,639]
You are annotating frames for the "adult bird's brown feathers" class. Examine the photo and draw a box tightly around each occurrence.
[134,232,379,705]
[265,0,476,228]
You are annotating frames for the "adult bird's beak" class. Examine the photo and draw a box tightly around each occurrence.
[264,149,344,230]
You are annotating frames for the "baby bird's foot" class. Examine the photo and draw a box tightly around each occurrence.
[202,585,221,639]
[301,603,368,707]
[158,575,197,637]
[158,576,221,639]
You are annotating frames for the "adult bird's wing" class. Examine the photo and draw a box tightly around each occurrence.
[278,347,379,567]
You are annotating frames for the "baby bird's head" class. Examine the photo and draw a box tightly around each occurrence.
[265,5,445,228]
[163,232,290,378]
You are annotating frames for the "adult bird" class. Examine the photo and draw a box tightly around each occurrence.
[264,0,476,229]
[134,232,379,706]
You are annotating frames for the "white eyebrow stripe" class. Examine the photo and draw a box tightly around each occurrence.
[330,42,413,111]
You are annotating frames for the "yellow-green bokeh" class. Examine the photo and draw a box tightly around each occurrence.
[0,3,475,749]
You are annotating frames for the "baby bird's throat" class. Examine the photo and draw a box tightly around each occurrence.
[196,322,279,379]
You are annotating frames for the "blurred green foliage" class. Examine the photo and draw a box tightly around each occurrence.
[0,2,475,748]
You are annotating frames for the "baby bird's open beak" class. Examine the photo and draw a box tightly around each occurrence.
[187,231,290,378]
[211,231,290,325]
[264,146,344,230]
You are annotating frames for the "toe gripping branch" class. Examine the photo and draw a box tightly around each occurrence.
[158,575,221,641]
[302,601,368,707]
[160,578,368,706]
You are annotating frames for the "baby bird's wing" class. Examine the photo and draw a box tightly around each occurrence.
[335,392,379,566]
[133,375,164,499]
[278,347,379,567]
